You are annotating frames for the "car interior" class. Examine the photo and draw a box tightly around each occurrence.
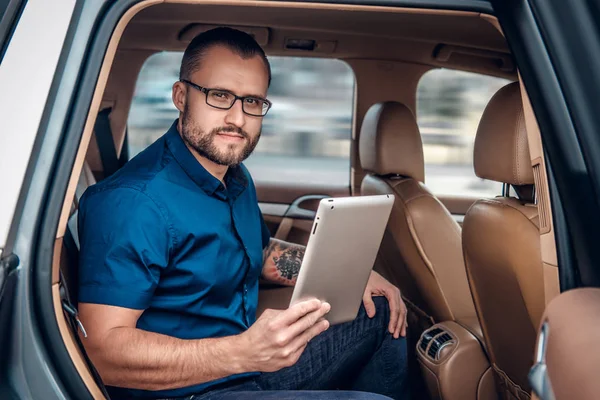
[49,1,560,399]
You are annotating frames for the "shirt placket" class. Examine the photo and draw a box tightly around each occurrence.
[227,196,253,327]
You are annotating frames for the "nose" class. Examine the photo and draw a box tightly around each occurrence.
[224,98,246,128]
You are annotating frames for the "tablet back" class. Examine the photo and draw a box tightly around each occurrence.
[289,195,394,325]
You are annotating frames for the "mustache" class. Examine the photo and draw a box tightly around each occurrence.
[211,126,249,139]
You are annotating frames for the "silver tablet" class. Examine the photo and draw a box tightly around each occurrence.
[289,194,394,325]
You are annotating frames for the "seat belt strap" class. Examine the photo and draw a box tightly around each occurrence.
[94,108,123,178]
[59,268,111,398]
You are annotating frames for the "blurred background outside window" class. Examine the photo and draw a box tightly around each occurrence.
[128,52,355,186]
[416,69,511,197]
[128,54,511,196]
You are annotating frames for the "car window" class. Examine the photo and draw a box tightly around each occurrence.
[128,52,355,186]
[416,68,512,197]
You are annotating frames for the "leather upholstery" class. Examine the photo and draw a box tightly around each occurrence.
[463,83,542,397]
[359,101,425,182]
[416,321,496,400]
[359,101,479,337]
[542,289,600,400]
[463,198,542,394]
[474,82,534,186]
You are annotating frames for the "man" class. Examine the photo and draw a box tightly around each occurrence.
[78,27,408,400]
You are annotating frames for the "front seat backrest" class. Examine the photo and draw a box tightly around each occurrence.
[463,82,542,398]
[359,101,479,335]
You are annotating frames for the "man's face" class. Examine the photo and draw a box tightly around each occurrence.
[173,45,269,167]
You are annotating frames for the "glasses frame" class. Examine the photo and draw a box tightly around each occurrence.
[181,79,272,117]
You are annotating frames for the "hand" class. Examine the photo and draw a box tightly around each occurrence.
[363,271,407,339]
[238,299,330,372]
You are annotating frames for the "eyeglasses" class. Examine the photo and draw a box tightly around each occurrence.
[181,79,272,117]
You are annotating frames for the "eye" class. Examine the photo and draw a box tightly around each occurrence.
[245,97,265,106]
[212,91,230,99]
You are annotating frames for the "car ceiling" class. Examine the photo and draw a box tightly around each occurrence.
[120,2,515,79]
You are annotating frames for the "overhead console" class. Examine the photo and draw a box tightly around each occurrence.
[417,321,498,400]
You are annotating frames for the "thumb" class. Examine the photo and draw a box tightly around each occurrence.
[363,293,376,318]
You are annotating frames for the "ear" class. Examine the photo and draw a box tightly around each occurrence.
[172,81,187,113]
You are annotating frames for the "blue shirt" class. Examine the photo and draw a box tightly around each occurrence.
[78,120,271,399]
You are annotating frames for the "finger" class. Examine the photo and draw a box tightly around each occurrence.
[285,302,330,340]
[385,290,400,335]
[275,298,323,327]
[285,342,308,368]
[288,318,330,354]
[394,297,408,338]
[363,292,376,318]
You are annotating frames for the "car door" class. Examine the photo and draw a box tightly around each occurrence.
[0,0,77,375]
[0,1,116,398]
[491,0,600,398]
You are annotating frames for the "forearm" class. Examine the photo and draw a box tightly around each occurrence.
[262,238,306,286]
[85,327,246,391]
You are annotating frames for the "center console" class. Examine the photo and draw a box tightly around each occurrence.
[416,321,498,400]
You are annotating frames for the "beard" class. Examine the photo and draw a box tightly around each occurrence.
[180,104,261,167]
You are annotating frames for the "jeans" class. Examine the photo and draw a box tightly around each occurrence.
[170,296,409,400]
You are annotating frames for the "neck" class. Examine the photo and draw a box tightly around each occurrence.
[177,123,228,182]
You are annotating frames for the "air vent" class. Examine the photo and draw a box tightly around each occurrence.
[427,340,441,358]
[421,328,455,361]
[419,337,429,351]
[419,328,443,352]
[429,328,443,336]
[437,333,453,344]
[532,160,551,234]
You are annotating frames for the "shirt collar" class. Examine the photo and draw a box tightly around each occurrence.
[165,120,248,199]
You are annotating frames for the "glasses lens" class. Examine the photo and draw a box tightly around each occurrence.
[242,97,268,116]
[206,89,235,109]
[261,101,271,116]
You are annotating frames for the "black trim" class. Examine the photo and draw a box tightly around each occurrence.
[491,0,600,288]
[527,0,600,287]
[546,159,578,291]
[9,1,495,399]
[0,266,19,397]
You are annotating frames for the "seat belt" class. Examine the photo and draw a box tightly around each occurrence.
[59,268,111,398]
[94,108,127,179]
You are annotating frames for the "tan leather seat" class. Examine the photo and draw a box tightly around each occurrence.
[462,82,543,399]
[359,101,479,336]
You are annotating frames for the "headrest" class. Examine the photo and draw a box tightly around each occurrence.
[359,102,424,182]
[474,82,534,186]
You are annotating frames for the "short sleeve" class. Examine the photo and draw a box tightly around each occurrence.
[77,187,172,310]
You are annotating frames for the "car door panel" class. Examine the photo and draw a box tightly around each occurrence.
[529,288,600,400]
[256,182,350,246]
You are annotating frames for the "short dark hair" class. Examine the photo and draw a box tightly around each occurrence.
[179,27,271,86]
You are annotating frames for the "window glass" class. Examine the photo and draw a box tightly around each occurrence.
[416,69,512,197]
[128,52,355,186]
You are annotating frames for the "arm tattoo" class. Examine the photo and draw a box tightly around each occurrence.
[262,238,305,286]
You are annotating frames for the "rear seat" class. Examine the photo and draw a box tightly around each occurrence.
[359,101,481,339]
